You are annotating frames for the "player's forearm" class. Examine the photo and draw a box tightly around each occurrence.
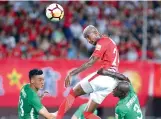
[70,56,99,76]
[44,114,55,119]
[97,69,129,82]
[70,62,93,76]
[39,107,55,119]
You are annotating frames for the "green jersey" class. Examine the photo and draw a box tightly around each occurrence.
[18,84,43,119]
[115,84,143,119]
[74,103,98,119]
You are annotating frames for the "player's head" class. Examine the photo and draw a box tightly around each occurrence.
[83,25,101,45]
[113,81,130,99]
[29,69,44,90]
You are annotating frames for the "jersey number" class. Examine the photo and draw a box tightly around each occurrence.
[112,48,119,66]
[133,104,142,119]
[19,98,24,116]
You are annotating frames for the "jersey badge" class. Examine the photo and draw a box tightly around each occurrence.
[96,44,101,51]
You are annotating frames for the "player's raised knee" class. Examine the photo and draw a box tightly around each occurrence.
[73,84,86,96]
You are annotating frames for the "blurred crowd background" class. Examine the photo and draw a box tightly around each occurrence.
[0,1,161,61]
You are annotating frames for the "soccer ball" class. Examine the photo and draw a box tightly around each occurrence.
[46,3,64,22]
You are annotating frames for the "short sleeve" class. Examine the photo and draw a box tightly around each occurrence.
[115,106,127,119]
[74,104,86,117]
[28,94,43,113]
[92,43,106,58]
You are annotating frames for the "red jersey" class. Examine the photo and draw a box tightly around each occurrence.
[92,36,119,71]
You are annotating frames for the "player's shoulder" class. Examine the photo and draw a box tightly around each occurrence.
[23,84,37,97]
[99,35,116,45]
[115,105,122,112]
[96,35,110,48]
[19,84,28,98]
[116,103,128,113]
[115,104,128,118]
[99,35,109,42]
[20,84,29,93]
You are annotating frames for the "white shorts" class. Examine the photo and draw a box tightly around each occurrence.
[74,71,118,104]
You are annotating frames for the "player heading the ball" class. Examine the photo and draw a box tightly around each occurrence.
[56,25,120,119]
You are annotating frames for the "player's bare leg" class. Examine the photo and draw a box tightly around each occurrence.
[83,99,101,119]
[56,84,86,119]
[73,84,86,96]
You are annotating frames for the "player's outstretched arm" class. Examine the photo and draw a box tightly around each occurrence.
[39,107,56,119]
[70,56,99,76]
[65,56,99,87]
[97,69,130,82]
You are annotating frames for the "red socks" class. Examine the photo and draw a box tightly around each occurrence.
[56,89,101,119]
[56,89,76,119]
[84,112,101,119]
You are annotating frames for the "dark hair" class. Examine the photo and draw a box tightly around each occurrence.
[117,81,130,98]
[29,69,43,80]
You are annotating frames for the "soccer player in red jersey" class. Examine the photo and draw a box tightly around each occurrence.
[56,25,120,119]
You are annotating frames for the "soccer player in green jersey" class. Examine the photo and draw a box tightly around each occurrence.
[97,69,143,119]
[18,69,56,119]
[71,103,98,119]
